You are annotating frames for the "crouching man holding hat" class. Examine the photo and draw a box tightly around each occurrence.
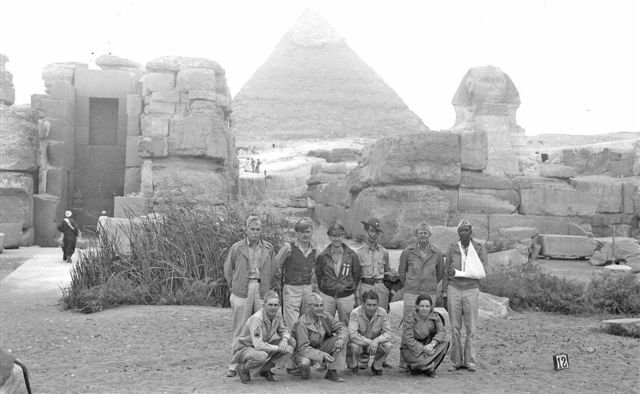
[355,218,391,310]
[232,290,296,384]
[291,292,349,382]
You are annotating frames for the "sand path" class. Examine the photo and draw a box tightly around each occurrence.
[1,248,638,393]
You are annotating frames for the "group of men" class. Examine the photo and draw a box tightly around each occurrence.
[223,215,486,384]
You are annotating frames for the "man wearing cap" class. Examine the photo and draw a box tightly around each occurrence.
[315,223,361,325]
[272,218,317,329]
[291,292,349,382]
[443,219,487,372]
[398,222,444,321]
[57,210,79,263]
[355,218,391,310]
[232,290,296,384]
[224,215,276,377]
[347,290,393,376]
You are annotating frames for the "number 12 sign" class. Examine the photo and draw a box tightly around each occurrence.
[553,353,570,370]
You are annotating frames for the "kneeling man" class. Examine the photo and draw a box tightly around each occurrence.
[291,293,348,382]
[347,290,393,375]
[232,290,295,384]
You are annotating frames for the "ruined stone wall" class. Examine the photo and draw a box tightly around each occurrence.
[0,54,38,248]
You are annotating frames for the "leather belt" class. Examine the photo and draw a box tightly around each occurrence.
[361,278,383,285]
[248,278,261,283]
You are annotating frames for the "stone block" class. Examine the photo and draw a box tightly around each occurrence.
[138,136,168,158]
[447,213,489,241]
[0,222,21,248]
[147,101,175,114]
[538,234,598,259]
[124,167,141,195]
[571,176,623,214]
[216,93,231,109]
[33,193,61,246]
[0,83,15,106]
[459,129,488,170]
[487,249,526,274]
[168,115,229,159]
[0,233,4,253]
[458,187,519,214]
[0,106,39,172]
[114,196,150,218]
[74,95,89,127]
[188,89,216,101]
[75,126,89,145]
[126,136,143,167]
[478,292,510,319]
[190,100,217,113]
[347,185,453,248]
[46,141,68,169]
[74,68,135,97]
[308,180,350,207]
[42,98,74,120]
[600,318,640,338]
[497,227,538,243]
[427,226,460,254]
[460,171,514,190]
[144,72,176,92]
[622,179,639,214]
[176,68,216,91]
[141,160,153,196]
[593,237,640,263]
[127,94,143,115]
[519,183,599,216]
[0,195,32,229]
[45,167,67,197]
[488,214,571,239]
[48,118,74,142]
[539,164,577,179]
[0,172,33,194]
[127,115,140,136]
[50,80,75,101]
[151,91,180,103]
[140,114,170,136]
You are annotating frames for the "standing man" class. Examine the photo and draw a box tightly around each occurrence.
[398,222,444,321]
[355,218,391,310]
[292,293,348,382]
[315,223,361,325]
[347,290,393,376]
[443,219,487,372]
[272,217,317,329]
[57,210,79,263]
[231,290,296,384]
[224,215,276,377]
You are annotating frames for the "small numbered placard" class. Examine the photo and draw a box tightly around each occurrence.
[553,353,570,370]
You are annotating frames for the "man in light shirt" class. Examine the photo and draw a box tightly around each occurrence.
[355,218,391,310]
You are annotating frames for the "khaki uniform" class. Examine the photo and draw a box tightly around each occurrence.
[347,305,393,370]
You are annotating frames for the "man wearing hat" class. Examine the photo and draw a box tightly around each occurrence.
[224,215,276,377]
[57,210,79,263]
[398,222,445,321]
[443,219,487,372]
[232,290,296,384]
[291,292,349,382]
[315,223,361,325]
[355,218,391,310]
[272,217,318,329]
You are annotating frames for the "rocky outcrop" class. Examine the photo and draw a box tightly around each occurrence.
[0,54,15,105]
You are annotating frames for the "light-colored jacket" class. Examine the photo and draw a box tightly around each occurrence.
[348,305,391,346]
[232,308,291,355]
[292,311,348,363]
[224,239,275,298]
[398,242,444,295]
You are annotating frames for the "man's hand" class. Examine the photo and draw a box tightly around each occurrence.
[277,339,289,354]
[322,352,335,363]
[334,338,343,352]
[369,340,379,356]
[424,343,435,356]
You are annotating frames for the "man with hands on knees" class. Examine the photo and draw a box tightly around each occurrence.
[231,291,296,384]
[347,290,393,376]
[291,293,349,382]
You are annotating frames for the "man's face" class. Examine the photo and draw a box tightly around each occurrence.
[308,299,324,317]
[246,223,262,242]
[458,226,472,242]
[329,232,344,248]
[363,298,378,318]
[263,297,280,319]
[416,228,431,244]
[296,228,313,244]
[365,227,381,243]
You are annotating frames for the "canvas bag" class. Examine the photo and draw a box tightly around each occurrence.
[454,241,486,280]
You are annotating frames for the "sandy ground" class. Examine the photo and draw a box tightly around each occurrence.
[1,248,639,394]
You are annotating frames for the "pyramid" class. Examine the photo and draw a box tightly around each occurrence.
[232,10,429,144]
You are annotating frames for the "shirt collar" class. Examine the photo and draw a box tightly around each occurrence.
[245,238,263,248]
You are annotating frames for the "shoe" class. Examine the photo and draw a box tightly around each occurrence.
[447,366,462,372]
[236,364,251,384]
[300,364,311,380]
[348,367,358,374]
[425,370,438,378]
[382,361,393,369]
[370,366,383,376]
[324,370,344,382]
[466,365,476,372]
[287,368,301,376]
[260,370,278,382]
[226,369,237,377]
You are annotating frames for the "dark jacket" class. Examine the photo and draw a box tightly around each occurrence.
[315,243,361,298]
[57,218,79,240]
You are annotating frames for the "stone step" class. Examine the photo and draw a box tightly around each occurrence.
[538,234,598,259]
[600,318,640,337]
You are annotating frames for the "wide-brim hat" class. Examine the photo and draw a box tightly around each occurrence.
[361,218,383,233]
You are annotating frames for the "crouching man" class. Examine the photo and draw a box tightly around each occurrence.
[347,290,393,376]
[232,291,296,384]
[291,293,348,382]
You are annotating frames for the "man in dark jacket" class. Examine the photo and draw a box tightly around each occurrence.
[315,223,361,325]
[57,210,79,263]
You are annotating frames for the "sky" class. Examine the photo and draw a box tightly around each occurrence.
[2,0,639,135]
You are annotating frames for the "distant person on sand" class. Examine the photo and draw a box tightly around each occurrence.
[443,219,487,373]
[57,210,79,263]
[224,215,276,378]
[231,290,295,384]
[97,210,109,237]
[251,158,256,173]
[255,159,261,173]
